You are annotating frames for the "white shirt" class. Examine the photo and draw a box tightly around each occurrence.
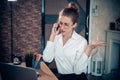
[43,31,88,74]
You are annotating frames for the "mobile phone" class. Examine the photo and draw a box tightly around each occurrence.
[54,25,60,32]
[56,25,60,31]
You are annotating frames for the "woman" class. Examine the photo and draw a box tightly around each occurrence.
[43,2,106,80]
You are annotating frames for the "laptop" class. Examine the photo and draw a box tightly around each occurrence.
[0,62,38,80]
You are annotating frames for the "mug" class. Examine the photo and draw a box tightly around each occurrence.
[32,54,42,70]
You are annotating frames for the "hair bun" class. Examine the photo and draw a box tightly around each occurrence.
[68,2,79,12]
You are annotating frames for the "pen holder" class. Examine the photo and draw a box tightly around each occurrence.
[32,59,41,70]
[32,54,42,70]
[32,55,41,77]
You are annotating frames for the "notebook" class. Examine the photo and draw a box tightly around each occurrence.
[0,62,38,80]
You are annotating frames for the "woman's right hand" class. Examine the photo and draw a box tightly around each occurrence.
[49,23,60,42]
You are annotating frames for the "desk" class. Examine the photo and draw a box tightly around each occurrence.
[21,62,58,80]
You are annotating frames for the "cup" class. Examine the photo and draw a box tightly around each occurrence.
[32,54,42,70]
[32,54,42,76]
[32,57,41,70]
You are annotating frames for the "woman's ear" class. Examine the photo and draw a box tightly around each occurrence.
[73,23,78,28]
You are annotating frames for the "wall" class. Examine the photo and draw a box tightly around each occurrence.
[0,0,42,62]
[89,0,120,73]
[0,0,11,62]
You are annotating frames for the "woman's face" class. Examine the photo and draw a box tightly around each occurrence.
[58,16,76,36]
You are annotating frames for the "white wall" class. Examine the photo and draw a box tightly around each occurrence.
[89,0,120,73]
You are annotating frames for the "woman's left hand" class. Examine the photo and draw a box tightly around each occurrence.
[89,36,107,49]
[85,36,107,57]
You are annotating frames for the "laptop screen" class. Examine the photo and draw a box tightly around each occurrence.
[0,62,38,80]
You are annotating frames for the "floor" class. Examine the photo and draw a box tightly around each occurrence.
[87,74,103,80]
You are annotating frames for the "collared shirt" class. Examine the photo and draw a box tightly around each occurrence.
[43,31,88,74]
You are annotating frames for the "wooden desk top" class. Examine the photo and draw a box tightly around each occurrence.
[38,62,58,80]
[21,62,58,80]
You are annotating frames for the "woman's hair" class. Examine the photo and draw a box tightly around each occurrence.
[59,2,79,24]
